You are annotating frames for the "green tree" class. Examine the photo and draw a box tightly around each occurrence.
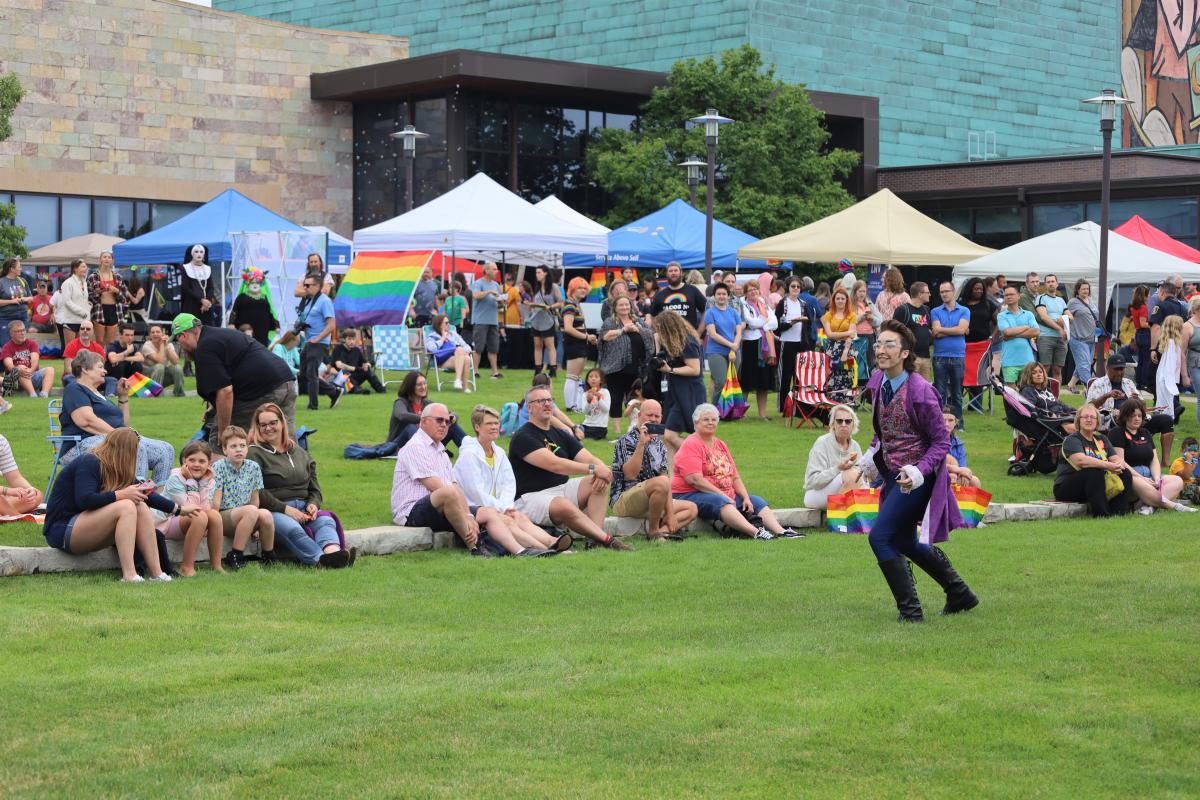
[0,72,27,259]
[588,45,859,241]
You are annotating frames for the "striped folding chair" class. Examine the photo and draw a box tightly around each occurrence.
[787,351,839,428]
[371,324,417,386]
[46,397,81,497]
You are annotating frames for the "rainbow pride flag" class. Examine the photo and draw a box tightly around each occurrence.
[586,267,624,303]
[716,362,747,420]
[952,485,991,527]
[334,251,432,328]
[825,488,880,534]
[127,372,163,398]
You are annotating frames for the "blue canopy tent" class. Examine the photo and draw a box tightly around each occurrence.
[563,198,774,271]
[113,189,308,266]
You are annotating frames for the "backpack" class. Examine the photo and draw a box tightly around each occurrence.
[343,440,399,460]
[499,402,520,436]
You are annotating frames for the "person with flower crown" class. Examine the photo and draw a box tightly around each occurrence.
[229,267,278,346]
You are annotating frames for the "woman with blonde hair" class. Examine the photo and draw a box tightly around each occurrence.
[803,404,863,509]
[43,428,199,582]
[1155,314,1188,415]
[86,250,134,346]
[851,280,881,376]
[653,310,705,452]
[57,258,92,343]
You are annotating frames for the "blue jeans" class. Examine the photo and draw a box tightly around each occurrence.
[272,500,339,565]
[868,472,935,563]
[933,356,964,425]
[1068,339,1095,385]
[674,490,767,522]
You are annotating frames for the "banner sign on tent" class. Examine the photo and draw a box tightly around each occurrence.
[867,264,885,301]
[334,251,431,328]
[230,231,328,333]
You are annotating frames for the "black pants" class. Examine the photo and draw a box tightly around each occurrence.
[777,340,808,413]
[349,368,385,393]
[606,369,638,417]
[304,342,330,409]
[1054,467,1133,517]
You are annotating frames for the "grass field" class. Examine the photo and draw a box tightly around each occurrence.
[1,367,1198,797]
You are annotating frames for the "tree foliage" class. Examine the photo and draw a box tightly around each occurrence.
[0,71,27,259]
[587,45,859,239]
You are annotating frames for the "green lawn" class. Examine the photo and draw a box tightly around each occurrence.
[1,368,1197,797]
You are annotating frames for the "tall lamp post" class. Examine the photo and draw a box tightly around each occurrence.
[679,157,705,209]
[1082,89,1131,364]
[689,109,733,281]
[389,124,429,212]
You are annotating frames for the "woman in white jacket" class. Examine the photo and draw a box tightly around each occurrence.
[56,259,92,343]
[453,404,574,553]
[803,403,864,509]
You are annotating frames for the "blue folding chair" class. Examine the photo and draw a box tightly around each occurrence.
[46,398,81,497]
[371,324,418,386]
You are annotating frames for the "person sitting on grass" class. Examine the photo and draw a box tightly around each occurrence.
[270,330,301,377]
[610,398,698,540]
[388,371,467,449]
[671,403,801,540]
[1017,362,1077,435]
[1087,353,1175,461]
[1168,436,1200,504]
[452,404,573,554]
[1053,404,1135,518]
[212,426,277,571]
[156,440,225,577]
[43,428,198,582]
[943,410,982,489]
[326,327,385,395]
[1109,398,1194,516]
[140,324,185,397]
[509,384,631,550]
[580,368,611,440]
[516,373,584,439]
[424,313,473,393]
[802,403,864,510]
[1,320,55,397]
[391,403,533,557]
[0,433,43,515]
[248,403,354,569]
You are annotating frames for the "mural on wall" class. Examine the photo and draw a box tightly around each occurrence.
[1122,0,1200,146]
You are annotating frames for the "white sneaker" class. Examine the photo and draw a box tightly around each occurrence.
[149,573,173,582]
[121,574,145,583]
[453,379,463,390]
[1172,502,1197,513]
[1137,505,1154,516]
[754,527,775,540]
[0,399,10,415]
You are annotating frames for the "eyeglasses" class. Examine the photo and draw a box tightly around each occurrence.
[873,341,901,350]
[832,418,854,425]
[303,283,317,289]
[257,419,281,428]
[528,398,554,406]
[427,416,451,425]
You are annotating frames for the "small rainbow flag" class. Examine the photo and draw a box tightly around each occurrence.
[586,267,624,303]
[127,372,163,398]
[334,251,431,328]
[825,488,880,534]
[952,485,991,527]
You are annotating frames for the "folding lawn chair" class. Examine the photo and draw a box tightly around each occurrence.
[372,324,418,386]
[962,339,994,415]
[786,351,852,428]
[46,397,81,497]
[423,324,477,392]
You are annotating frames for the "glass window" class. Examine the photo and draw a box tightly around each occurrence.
[1031,203,1084,235]
[61,197,91,239]
[413,97,448,208]
[562,108,586,157]
[517,104,560,156]
[466,151,510,189]
[0,193,11,206]
[151,202,198,229]
[973,206,1021,249]
[927,208,970,235]
[354,100,403,228]
[134,201,151,236]
[94,199,134,238]
[518,156,561,202]
[14,194,58,249]
[466,97,509,152]
[1086,197,1197,238]
[604,112,636,132]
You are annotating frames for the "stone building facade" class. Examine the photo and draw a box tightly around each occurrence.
[0,0,407,244]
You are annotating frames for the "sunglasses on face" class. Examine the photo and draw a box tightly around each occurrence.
[427,417,451,425]
[833,418,854,425]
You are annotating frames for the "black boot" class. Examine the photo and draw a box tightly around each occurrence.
[909,546,978,615]
[878,558,924,622]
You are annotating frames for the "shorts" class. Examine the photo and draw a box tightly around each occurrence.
[1001,365,1026,384]
[674,490,767,522]
[100,304,118,326]
[563,336,590,361]
[45,512,82,551]
[220,508,237,535]
[402,494,479,531]
[1037,336,1067,367]
[1132,465,1152,479]
[159,515,185,540]
[582,424,608,440]
[472,323,499,354]
[531,322,557,336]
[612,484,652,518]
[516,477,586,527]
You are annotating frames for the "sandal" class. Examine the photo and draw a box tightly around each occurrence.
[552,533,574,552]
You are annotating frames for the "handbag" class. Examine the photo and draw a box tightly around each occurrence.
[1103,470,1125,500]
[716,362,747,420]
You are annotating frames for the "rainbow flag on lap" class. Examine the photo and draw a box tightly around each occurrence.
[334,251,431,328]
[127,372,163,398]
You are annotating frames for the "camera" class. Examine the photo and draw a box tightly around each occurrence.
[646,354,667,373]
[644,423,666,435]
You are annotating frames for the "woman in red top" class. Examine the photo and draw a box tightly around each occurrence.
[1129,284,1152,392]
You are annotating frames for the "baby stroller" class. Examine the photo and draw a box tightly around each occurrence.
[995,377,1070,476]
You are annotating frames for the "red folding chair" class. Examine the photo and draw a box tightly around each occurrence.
[962,339,993,415]
[786,351,845,428]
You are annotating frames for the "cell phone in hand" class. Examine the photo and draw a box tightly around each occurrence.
[644,423,666,434]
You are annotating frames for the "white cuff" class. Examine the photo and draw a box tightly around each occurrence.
[901,464,925,490]
[857,446,879,482]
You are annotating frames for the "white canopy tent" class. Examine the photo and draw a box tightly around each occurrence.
[953,221,1200,308]
[352,173,609,262]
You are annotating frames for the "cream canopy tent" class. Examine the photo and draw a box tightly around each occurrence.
[24,233,124,266]
[737,188,994,265]
[953,221,1200,308]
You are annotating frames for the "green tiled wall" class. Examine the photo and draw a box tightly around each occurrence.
[215,0,1118,166]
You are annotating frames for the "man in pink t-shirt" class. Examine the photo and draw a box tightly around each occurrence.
[1,320,55,396]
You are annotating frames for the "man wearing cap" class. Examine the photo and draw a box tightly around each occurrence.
[172,314,297,452]
[1087,353,1175,460]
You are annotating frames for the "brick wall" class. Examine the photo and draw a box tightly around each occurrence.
[0,0,407,235]
[214,0,1118,168]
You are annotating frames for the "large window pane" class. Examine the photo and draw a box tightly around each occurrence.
[94,199,134,238]
[1086,197,1197,238]
[151,202,198,229]
[466,151,511,189]
[466,97,509,152]
[353,100,402,227]
[562,108,586,157]
[61,197,91,239]
[1032,203,1084,235]
[413,97,448,208]
[604,112,636,132]
[973,206,1020,249]
[14,194,58,249]
[133,201,151,237]
[927,208,970,235]
[518,156,560,202]
[517,104,560,156]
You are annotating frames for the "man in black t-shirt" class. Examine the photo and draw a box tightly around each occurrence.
[509,384,631,550]
[105,323,144,383]
[650,261,706,331]
[326,327,385,394]
[172,313,297,453]
[891,281,934,382]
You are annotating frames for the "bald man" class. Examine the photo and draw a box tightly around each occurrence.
[610,399,698,539]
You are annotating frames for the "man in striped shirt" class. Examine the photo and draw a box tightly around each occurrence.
[390,403,524,556]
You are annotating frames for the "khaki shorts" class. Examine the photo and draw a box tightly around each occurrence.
[516,477,586,527]
[612,484,651,518]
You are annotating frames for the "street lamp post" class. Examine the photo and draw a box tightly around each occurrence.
[689,109,733,281]
[388,124,429,212]
[679,157,705,209]
[1082,89,1131,367]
